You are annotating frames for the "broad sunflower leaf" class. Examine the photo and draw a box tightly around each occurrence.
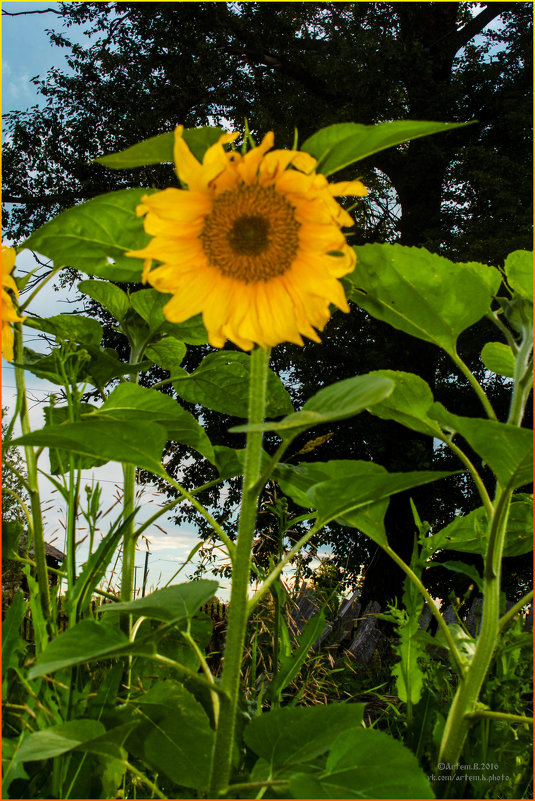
[24,314,103,346]
[244,704,365,772]
[90,382,215,463]
[213,445,270,479]
[302,119,471,176]
[28,620,142,677]
[94,126,225,169]
[364,370,443,438]
[480,342,516,378]
[78,279,130,322]
[311,469,456,540]
[347,244,502,357]
[430,403,533,490]
[504,250,533,301]
[130,288,210,344]
[426,494,533,558]
[289,727,433,799]
[145,336,187,370]
[231,374,393,436]
[45,403,106,474]
[274,460,389,545]
[15,720,106,762]
[20,188,155,275]
[99,580,218,621]
[173,351,293,418]
[128,681,214,791]
[12,419,168,477]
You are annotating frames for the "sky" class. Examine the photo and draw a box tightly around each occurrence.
[1,2,233,599]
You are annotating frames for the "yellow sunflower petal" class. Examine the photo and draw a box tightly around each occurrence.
[2,320,15,362]
[237,132,275,183]
[329,179,368,197]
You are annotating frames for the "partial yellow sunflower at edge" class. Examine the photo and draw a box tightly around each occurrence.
[2,247,25,362]
[127,126,367,350]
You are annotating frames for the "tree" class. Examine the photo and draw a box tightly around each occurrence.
[3,2,531,605]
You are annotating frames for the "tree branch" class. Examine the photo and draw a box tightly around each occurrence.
[2,8,62,16]
[452,3,513,54]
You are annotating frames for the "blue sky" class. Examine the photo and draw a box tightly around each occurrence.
[2,2,76,114]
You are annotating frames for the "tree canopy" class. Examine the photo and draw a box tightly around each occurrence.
[3,1,532,605]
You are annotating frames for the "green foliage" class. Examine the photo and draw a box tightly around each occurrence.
[3,55,532,796]
[232,373,394,437]
[348,244,502,358]
[289,727,433,799]
[20,188,154,279]
[173,351,293,418]
[302,119,471,176]
[13,419,169,477]
[94,125,225,169]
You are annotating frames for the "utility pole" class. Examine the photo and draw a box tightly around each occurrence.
[142,551,150,597]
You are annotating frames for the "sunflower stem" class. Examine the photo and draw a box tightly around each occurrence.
[209,345,270,798]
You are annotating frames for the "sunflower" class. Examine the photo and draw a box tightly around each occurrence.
[2,247,25,362]
[127,127,367,350]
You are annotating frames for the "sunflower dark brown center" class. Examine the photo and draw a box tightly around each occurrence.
[200,183,300,282]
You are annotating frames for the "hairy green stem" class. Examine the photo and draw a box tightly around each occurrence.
[132,478,221,542]
[436,486,511,776]
[506,323,533,426]
[163,473,235,558]
[499,589,534,633]
[443,439,493,518]
[13,323,53,634]
[451,349,497,421]
[209,345,270,798]
[181,629,220,725]
[464,710,533,725]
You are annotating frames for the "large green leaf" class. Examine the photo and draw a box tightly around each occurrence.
[430,403,533,489]
[24,314,103,346]
[480,342,516,378]
[504,250,533,302]
[347,244,502,357]
[12,419,168,477]
[274,460,389,545]
[129,681,214,791]
[94,126,225,169]
[28,620,138,677]
[173,351,293,418]
[91,382,215,463]
[290,727,433,799]
[130,288,209,344]
[44,403,106,474]
[20,188,155,275]
[15,720,106,762]
[364,370,442,438]
[231,374,393,437]
[244,704,365,773]
[145,336,187,371]
[99,580,218,621]
[426,494,533,558]
[311,469,455,540]
[78,279,130,322]
[301,119,470,176]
